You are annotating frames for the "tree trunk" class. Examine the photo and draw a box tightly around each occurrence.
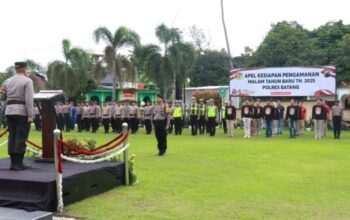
[172,70,176,104]
[221,0,233,69]
[112,73,117,101]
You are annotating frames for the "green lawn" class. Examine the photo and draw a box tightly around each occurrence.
[1,127,350,220]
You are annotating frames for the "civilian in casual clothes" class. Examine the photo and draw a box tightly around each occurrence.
[272,101,279,136]
[276,100,285,134]
[263,100,275,138]
[312,99,327,139]
[225,101,236,137]
[251,99,263,136]
[331,100,343,139]
[297,102,307,135]
[286,99,299,138]
[241,99,253,138]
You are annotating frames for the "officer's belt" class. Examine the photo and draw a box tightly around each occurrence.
[7,100,25,105]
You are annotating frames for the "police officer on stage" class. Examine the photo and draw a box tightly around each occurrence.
[1,62,34,170]
[152,95,170,156]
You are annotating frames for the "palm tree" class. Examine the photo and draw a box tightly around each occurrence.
[155,24,183,103]
[47,39,90,99]
[93,26,140,101]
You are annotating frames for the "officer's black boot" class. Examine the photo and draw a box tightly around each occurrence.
[12,154,31,170]
[9,154,16,170]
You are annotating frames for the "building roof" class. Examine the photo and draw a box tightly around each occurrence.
[185,85,228,91]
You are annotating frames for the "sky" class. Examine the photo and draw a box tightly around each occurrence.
[0,0,349,72]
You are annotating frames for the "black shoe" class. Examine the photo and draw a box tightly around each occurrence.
[11,154,31,170]
[9,154,15,170]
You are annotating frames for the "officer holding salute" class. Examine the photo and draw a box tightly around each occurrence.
[2,62,34,170]
[152,95,170,156]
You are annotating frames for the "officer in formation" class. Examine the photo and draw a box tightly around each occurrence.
[198,98,206,134]
[2,62,34,170]
[206,99,218,136]
[143,101,153,134]
[152,95,170,156]
[331,100,343,139]
[189,97,199,136]
[129,101,140,134]
[34,105,41,131]
[220,101,228,134]
[173,100,184,135]
[101,102,112,133]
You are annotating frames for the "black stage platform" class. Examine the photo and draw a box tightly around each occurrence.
[0,158,125,212]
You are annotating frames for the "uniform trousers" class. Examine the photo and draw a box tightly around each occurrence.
[190,115,198,135]
[102,118,110,133]
[7,115,30,155]
[144,119,152,134]
[207,117,216,136]
[174,117,183,135]
[333,116,342,138]
[198,116,206,134]
[153,120,167,154]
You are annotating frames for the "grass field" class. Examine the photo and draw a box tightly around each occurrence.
[1,127,350,220]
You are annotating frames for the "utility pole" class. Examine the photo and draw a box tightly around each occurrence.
[221,0,234,69]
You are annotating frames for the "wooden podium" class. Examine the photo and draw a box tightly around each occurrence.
[34,90,63,159]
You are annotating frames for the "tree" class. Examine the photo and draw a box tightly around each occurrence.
[334,34,350,83]
[93,26,140,101]
[47,39,92,100]
[251,21,317,67]
[188,25,210,55]
[191,49,231,87]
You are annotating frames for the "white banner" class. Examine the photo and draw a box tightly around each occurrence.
[229,66,336,97]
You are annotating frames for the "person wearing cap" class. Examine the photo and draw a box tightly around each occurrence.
[198,98,206,134]
[221,101,228,134]
[206,99,218,136]
[173,100,184,135]
[121,100,130,131]
[152,95,170,156]
[143,101,153,134]
[76,102,83,132]
[1,62,34,170]
[101,102,112,133]
[189,97,199,136]
[312,98,327,139]
[241,99,253,138]
[82,102,90,131]
[89,101,99,133]
[331,100,343,139]
[129,101,139,134]
[225,100,236,137]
